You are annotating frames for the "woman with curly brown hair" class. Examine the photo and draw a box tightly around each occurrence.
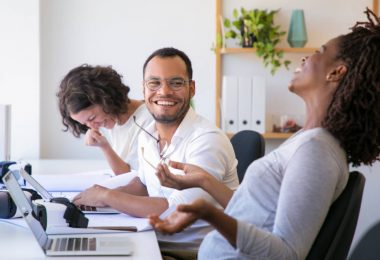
[57,64,152,175]
[149,9,380,259]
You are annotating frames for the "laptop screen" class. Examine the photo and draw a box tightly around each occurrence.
[20,168,53,200]
[2,171,50,249]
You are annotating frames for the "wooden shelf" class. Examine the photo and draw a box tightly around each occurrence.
[220,47,318,54]
[262,132,293,139]
[226,132,293,140]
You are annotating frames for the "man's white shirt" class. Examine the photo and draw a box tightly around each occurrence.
[137,107,239,249]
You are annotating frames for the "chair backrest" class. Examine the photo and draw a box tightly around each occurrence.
[348,221,380,260]
[230,130,265,183]
[306,171,366,260]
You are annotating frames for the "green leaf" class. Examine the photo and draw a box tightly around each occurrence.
[284,60,291,69]
[241,7,247,16]
[225,30,237,39]
[224,19,231,28]
[233,9,238,19]
[232,20,241,30]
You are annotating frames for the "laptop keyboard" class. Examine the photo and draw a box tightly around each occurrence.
[79,205,98,211]
[48,237,97,251]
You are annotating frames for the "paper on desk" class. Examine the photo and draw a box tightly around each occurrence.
[28,170,115,192]
[46,213,152,235]
[87,213,152,231]
[28,170,138,192]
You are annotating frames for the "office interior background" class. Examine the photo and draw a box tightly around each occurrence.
[0,0,379,252]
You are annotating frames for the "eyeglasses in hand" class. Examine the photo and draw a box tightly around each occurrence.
[133,116,174,199]
[133,116,169,158]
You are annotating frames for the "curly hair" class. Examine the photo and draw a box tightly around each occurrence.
[57,64,130,137]
[323,8,380,166]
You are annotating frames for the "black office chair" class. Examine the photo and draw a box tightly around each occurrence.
[348,221,380,260]
[230,130,265,183]
[306,171,366,260]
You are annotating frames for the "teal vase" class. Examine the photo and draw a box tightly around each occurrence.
[287,9,308,48]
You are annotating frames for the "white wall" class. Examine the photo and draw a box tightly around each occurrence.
[40,0,215,159]
[0,0,40,160]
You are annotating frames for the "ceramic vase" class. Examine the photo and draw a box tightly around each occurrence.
[287,9,308,48]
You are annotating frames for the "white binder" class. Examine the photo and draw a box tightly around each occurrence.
[0,104,11,160]
[221,76,238,133]
[238,77,252,131]
[251,76,266,133]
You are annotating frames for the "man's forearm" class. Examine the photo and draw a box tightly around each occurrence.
[106,177,168,217]
[104,189,169,217]
[115,177,149,196]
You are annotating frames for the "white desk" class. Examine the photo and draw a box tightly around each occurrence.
[0,159,162,259]
[0,221,161,259]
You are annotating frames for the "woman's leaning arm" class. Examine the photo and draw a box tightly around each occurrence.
[199,173,234,208]
[100,144,131,175]
[202,204,238,246]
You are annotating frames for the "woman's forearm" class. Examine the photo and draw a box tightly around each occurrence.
[101,145,131,175]
[204,204,237,247]
[201,174,234,208]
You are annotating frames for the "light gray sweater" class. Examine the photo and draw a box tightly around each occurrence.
[199,128,349,260]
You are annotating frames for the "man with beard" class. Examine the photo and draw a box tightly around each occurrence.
[73,47,239,255]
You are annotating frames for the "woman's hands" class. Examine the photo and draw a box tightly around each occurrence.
[85,128,131,175]
[150,198,238,247]
[149,199,214,234]
[85,129,109,149]
[155,161,211,190]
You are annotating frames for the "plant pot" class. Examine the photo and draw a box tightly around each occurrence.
[242,33,256,47]
[240,19,257,47]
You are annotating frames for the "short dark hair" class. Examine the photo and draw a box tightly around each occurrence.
[57,64,130,137]
[143,47,193,80]
[322,8,380,166]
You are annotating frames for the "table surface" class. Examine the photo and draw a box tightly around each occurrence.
[0,159,162,259]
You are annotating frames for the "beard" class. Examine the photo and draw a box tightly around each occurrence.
[151,101,190,124]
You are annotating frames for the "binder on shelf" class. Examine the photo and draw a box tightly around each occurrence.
[251,76,266,133]
[221,76,238,133]
[237,77,252,131]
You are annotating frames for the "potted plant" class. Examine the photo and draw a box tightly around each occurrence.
[224,8,291,75]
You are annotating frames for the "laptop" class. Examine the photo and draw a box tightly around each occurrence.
[19,168,119,214]
[2,171,133,256]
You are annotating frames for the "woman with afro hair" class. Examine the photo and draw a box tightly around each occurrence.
[149,8,380,260]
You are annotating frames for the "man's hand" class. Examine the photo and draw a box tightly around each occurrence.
[72,184,110,207]
[84,129,109,148]
[155,161,211,190]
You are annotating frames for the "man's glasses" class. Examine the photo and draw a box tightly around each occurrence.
[133,116,168,159]
[144,77,190,91]
[133,116,174,199]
